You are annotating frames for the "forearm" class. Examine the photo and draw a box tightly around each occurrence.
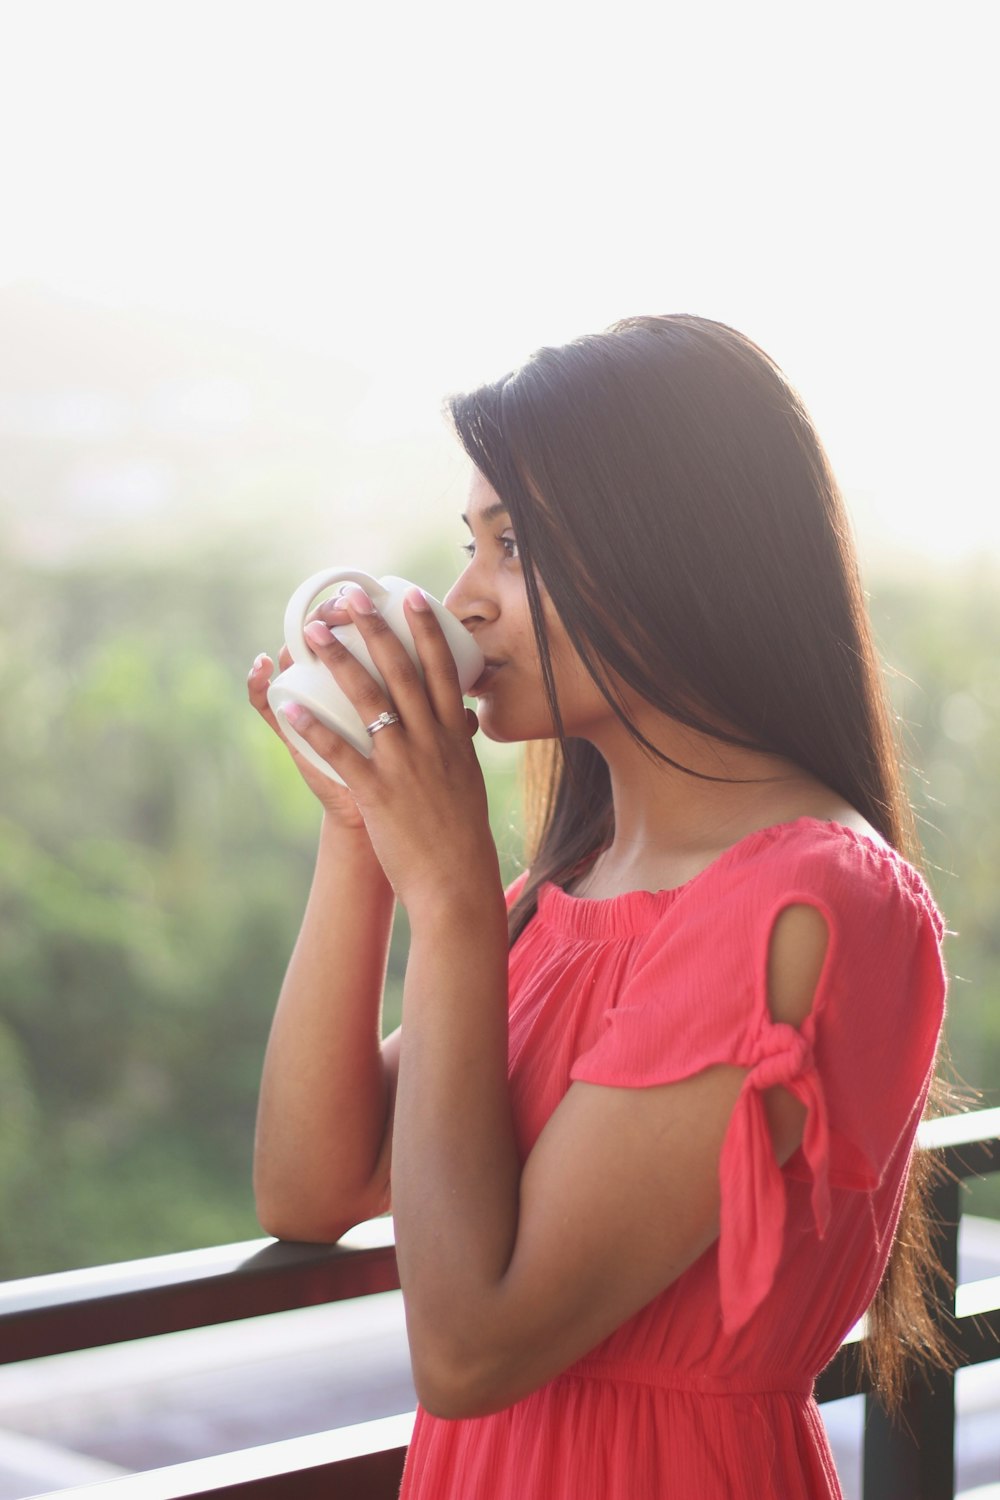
[254,814,396,1239]
[391,875,520,1396]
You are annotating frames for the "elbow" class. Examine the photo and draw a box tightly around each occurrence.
[255,1198,353,1244]
[414,1371,508,1422]
[410,1341,526,1421]
[254,1184,376,1245]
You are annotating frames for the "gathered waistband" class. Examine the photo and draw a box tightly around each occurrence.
[562,1357,814,1398]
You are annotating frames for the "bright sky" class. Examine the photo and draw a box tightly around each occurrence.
[1,0,996,562]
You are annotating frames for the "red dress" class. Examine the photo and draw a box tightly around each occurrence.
[398,818,947,1499]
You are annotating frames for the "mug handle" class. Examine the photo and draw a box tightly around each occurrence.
[283,568,387,662]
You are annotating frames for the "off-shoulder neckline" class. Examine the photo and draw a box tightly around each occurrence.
[532,817,915,941]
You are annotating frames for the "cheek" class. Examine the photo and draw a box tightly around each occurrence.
[545,622,596,700]
[554,665,609,725]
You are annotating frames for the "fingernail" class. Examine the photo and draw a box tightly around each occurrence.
[405,586,430,611]
[284,703,314,729]
[252,653,268,672]
[345,586,375,615]
[304,620,334,647]
[319,597,350,618]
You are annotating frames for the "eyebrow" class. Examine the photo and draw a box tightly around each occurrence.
[461,500,510,528]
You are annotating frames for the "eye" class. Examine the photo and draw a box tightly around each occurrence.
[458,532,519,563]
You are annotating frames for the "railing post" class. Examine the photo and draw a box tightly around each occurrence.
[861,1175,960,1500]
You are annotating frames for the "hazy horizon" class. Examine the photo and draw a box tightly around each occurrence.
[2,2,997,566]
[2,280,995,580]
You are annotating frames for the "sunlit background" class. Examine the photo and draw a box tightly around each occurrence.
[2,0,997,564]
[1,4,998,1494]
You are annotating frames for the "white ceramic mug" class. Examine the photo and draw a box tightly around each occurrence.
[267,567,485,783]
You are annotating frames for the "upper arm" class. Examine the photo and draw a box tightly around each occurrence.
[462,903,830,1408]
[491,1065,746,1400]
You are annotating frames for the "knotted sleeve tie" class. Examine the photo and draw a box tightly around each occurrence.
[717,1021,831,1334]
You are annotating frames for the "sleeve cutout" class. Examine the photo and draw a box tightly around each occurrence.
[565,832,947,1335]
[717,899,833,1334]
[765,902,830,1030]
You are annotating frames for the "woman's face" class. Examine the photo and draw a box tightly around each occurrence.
[444,471,613,744]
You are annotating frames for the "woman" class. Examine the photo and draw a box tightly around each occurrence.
[249,315,948,1498]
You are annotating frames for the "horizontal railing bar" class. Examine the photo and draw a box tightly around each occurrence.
[0,1108,997,1500]
[813,1301,1000,1404]
[917,1108,1000,1151]
[919,1110,1000,1184]
[814,1299,1000,1404]
[916,1306,1000,1371]
[27,1412,415,1499]
[27,1303,994,1499]
[0,1220,395,1317]
[0,1220,398,1366]
[1,1110,997,1375]
[956,1274,1000,1319]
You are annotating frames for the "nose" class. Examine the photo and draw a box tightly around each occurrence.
[444,562,499,632]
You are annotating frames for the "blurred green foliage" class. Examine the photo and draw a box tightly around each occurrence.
[0,546,996,1276]
[867,563,1000,1212]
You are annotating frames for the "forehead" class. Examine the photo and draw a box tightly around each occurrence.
[462,469,510,526]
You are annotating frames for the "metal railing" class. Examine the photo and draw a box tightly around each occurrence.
[2,1110,998,1500]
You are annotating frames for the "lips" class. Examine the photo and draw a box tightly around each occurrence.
[470,660,504,694]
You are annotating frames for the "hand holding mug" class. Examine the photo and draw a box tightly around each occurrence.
[254,567,484,788]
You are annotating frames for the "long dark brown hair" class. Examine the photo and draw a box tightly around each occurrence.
[447,314,951,1409]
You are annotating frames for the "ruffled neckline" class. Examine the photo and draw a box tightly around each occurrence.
[534,817,928,941]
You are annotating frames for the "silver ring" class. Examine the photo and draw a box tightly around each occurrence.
[366,711,402,736]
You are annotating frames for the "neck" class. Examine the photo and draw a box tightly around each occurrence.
[575,708,854,896]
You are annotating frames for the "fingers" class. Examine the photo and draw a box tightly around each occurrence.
[248,651,271,693]
[308,597,350,630]
[251,586,474,791]
[401,588,471,732]
[302,613,407,735]
[307,587,440,736]
[280,702,377,792]
[313,586,469,735]
[248,652,281,731]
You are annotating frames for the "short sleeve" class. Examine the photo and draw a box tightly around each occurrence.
[569,824,947,1333]
[504,871,530,911]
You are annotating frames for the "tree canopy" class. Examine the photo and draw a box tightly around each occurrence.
[0,546,996,1275]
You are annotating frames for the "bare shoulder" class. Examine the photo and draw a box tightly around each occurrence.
[809,798,889,850]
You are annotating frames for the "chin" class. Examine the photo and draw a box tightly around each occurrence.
[474,708,520,744]
[472,676,576,745]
